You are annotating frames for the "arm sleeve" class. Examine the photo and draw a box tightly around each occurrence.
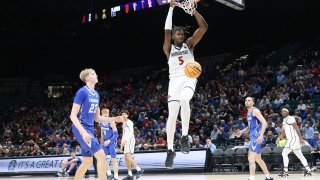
[110,131,119,142]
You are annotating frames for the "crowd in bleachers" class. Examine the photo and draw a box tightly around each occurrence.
[0,41,320,158]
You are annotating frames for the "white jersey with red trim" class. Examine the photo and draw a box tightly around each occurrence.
[168,43,194,79]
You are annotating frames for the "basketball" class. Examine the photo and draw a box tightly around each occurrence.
[278,139,287,147]
[185,61,202,78]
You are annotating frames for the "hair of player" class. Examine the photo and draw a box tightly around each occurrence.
[120,110,129,116]
[247,96,255,103]
[79,68,94,83]
[172,25,191,37]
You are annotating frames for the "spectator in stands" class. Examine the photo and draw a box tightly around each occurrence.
[235,118,246,130]
[210,124,220,141]
[259,96,270,110]
[265,122,277,136]
[303,122,315,140]
[75,145,81,155]
[276,72,287,85]
[216,127,227,145]
[244,137,250,147]
[154,135,166,150]
[275,121,283,135]
[204,138,216,153]
[314,119,320,132]
[310,131,320,151]
[302,114,316,127]
[265,131,276,144]
[192,137,204,148]
[273,96,283,109]
[297,100,307,111]
[140,142,152,151]
[31,144,45,156]
[219,119,229,133]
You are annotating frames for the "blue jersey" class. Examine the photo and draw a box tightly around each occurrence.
[100,123,117,145]
[247,108,261,139]
[73,86,100,128]
[67,157,82,167]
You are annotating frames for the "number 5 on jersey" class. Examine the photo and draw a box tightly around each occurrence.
[178,56,184,65]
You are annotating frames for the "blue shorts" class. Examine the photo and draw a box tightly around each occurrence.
[66,164,77,176]
[102,144,117,158]
[72,125,102,157]
[249,138,266,154]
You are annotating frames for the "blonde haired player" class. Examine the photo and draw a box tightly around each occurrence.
[120,110,143,180]
[70,68,123,180]
[100,108,119,180]
[163,0,208,169]
[276,107,312,177]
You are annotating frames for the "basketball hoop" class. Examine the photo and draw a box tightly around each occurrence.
[174,0,197,16]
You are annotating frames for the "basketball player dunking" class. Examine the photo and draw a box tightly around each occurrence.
[163,0,208,169]
[236,97,273,180]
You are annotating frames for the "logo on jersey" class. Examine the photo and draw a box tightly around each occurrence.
[171,50,189,57]
[251,140,257,151]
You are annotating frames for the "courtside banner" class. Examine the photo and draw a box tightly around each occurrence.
[0,149,206,173]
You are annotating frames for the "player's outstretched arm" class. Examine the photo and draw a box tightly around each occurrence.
[186,10,208,49]
[95,108,124,123]
[163,0,175,59]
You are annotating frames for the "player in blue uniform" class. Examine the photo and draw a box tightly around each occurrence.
[70,68,123,180]
[100,108,119,180]
[56,152,82,177]
[236,97,273,180]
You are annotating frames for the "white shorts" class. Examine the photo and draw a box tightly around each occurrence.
[284,138,301,150]
[124,138,135,154]
[168,76,197,102]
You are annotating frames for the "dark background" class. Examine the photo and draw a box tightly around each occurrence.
[2,0,320,78]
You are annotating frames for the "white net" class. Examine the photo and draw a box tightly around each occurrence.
[174,0,197,16]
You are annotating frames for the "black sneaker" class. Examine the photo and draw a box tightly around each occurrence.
[107,173,114,180]
[265,177,273,180]
[181,135,189,154]
[304,170,312,176]
[136,169,144,179]
[165,149,176,169]
[122,175,134,180]
[278,170,289,177]
[84,174,89,178]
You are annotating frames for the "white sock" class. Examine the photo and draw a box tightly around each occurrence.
[128,171,132,176]
[305,166,311,172]
[107,170,111,176]
[284,167,288,172]
[114,173,118,179]
[168,144,174,151]
[136,166,141,171]
[266,174,271,179]
[250,176,255,180]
